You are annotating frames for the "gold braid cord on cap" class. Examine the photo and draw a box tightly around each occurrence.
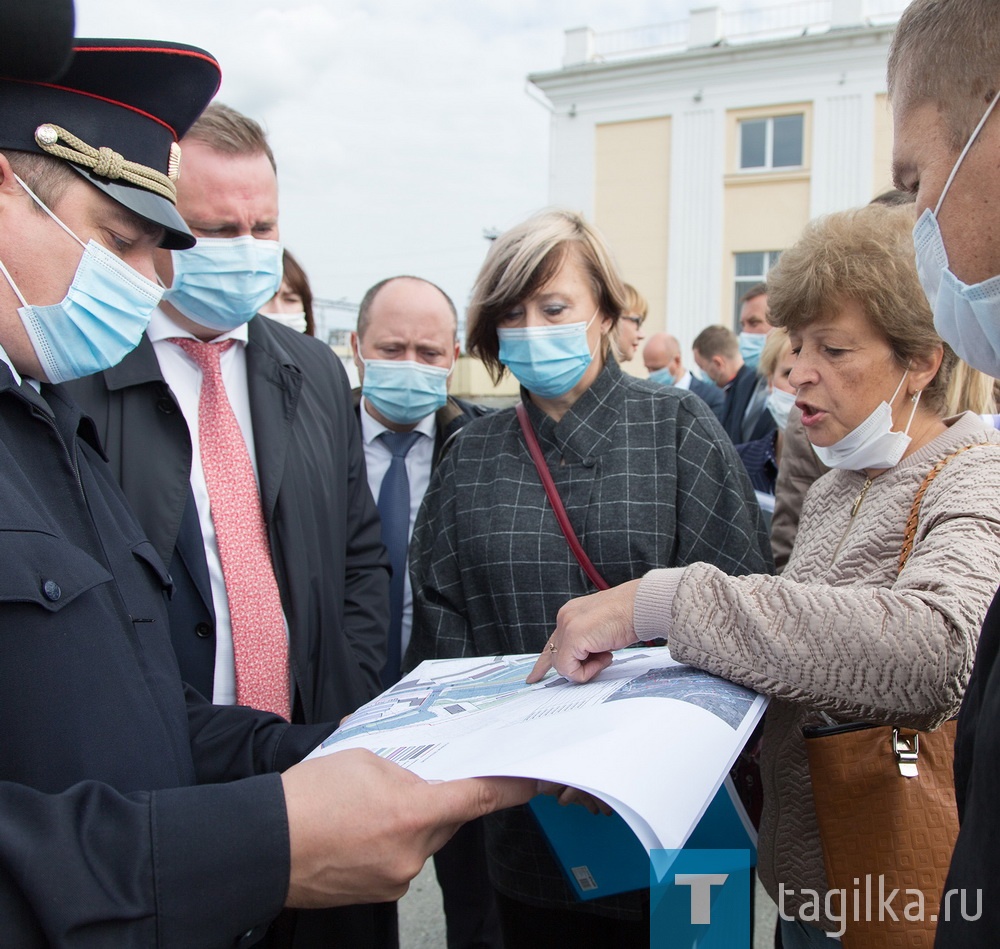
[34,123,178,203]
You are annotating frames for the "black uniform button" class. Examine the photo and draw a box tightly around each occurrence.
[195,622,212,639]
[156,396,176,414]
[42,579,61,601]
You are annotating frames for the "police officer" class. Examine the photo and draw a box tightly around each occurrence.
[0,38,531,946]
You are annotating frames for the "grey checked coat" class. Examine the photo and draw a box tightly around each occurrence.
[406,358,772,918]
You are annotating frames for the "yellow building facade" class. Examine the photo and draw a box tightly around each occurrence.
[529,2,902,372]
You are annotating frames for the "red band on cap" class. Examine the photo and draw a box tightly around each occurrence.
[26,81,179,138]
[73,45,221,74]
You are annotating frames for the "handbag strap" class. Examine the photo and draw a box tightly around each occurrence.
[898,442,999,574]
[515,402,610,590]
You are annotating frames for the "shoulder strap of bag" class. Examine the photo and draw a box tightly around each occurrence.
[898,442,999,574]
[515,402,610,590]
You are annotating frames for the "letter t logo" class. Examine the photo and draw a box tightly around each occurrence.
[675,873,729,924]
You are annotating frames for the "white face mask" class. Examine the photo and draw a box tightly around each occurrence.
[913,87,1000,377]
[264,310,308,334]
[765,387,796,431]
[812,372,920,471]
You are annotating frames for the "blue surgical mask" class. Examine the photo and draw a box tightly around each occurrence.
[648,367,675,387]
[914,88,1000,378]
[498,309,599,398]
[738,331,767,371]
[765,387,796,431]
[361,358,451,425]
[164,235,283,332]
[0,175,163,384]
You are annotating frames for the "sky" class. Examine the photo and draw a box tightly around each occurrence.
[75,1,766,317]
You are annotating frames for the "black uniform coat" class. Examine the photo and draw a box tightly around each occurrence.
[64,315,390,725]
[0,364,330,947]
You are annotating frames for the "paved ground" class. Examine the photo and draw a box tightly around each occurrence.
[398,860,779,948]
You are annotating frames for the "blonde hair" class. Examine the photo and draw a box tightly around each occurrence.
[944,361,997,415]
[757,328,790,382]
[622,283,648,320]
[467,209,627,383]
[767,204,954,413]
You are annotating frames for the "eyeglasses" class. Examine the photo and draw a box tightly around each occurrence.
[621,315,645,328]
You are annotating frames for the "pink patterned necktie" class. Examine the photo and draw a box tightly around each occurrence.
[169,337,291,720]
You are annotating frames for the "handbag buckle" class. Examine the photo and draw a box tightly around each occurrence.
[893,728,919,777]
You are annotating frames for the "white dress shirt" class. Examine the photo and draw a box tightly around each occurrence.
[673,370,693,391]
[0,341,24,387]
[148,307,289,706]
[359,399,436,658]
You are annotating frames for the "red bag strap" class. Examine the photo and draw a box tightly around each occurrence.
[515,402,610,590]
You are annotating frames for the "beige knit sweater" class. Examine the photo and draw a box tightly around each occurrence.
[634,412,1000,929]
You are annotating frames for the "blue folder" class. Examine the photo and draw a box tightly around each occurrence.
[529,778,757,900]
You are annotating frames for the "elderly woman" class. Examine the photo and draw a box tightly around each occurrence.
[406,208,772,945]
[531,204,1000,947]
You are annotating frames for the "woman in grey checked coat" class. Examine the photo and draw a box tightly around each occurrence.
[406,208,772,947]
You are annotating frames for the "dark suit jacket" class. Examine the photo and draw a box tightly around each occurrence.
[64,317,396,948]
[939,584,1000,947]
[720,363,776,444]
[688,373,726,423]
[63,316,389,726]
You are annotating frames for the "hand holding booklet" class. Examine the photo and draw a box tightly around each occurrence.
[308,647,765,898]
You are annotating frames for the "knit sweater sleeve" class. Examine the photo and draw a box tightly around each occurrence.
[636,443,1000,729]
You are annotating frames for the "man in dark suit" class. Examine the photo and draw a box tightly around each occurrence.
[693,324,776,444]
[351,275,499,949]
[643,331,725,422]
[63,102,395,949]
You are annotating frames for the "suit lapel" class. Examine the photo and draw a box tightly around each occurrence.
[245,319,303,523]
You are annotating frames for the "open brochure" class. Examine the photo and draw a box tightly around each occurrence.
[309,647,766,867]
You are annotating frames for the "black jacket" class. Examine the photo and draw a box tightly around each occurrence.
[64,316,389,726]
[935,585,1000,946]
[63,317,395,948]
[0,365,330,947]
[720,363,776,444]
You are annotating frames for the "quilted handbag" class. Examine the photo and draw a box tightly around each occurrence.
[804,720,958,948]
[801,446,985,947]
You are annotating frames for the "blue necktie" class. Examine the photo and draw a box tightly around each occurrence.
[377,430,422,687]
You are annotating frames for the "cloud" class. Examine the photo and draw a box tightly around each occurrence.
[74,0,703,314]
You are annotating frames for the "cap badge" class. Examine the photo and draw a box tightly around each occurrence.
[168,142,182,183]
[34,122,178,203]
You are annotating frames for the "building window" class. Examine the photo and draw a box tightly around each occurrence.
[739,114,804,170]
[734,251,781,325]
